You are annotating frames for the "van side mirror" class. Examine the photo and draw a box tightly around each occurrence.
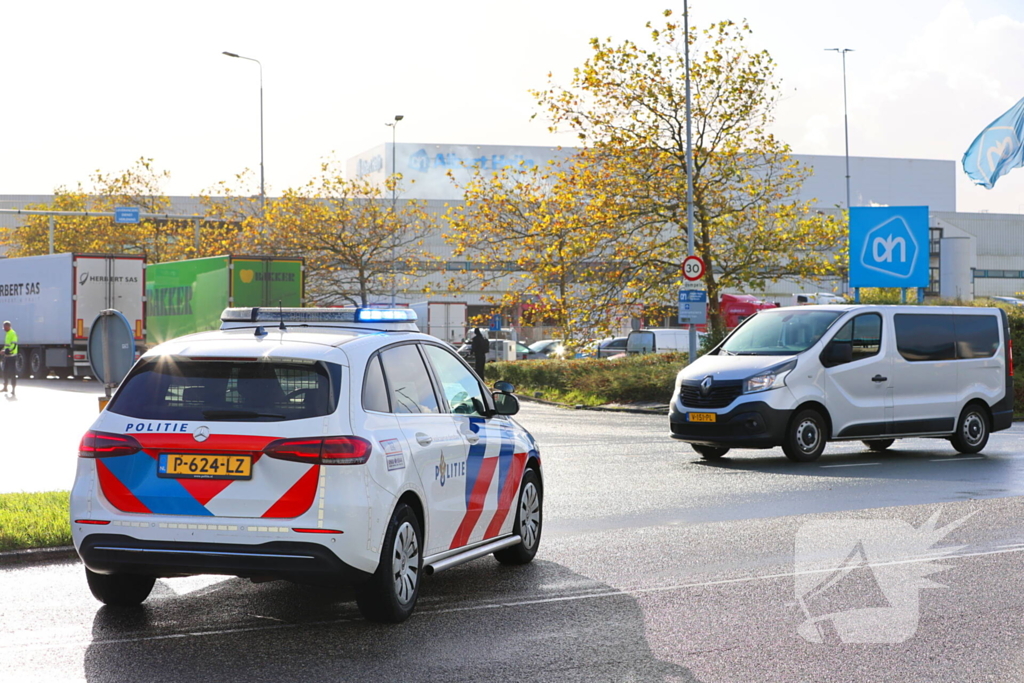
[821,341,853,367]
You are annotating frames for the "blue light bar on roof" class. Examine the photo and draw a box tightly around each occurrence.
[356,308,417,322]
[220,307,417,324]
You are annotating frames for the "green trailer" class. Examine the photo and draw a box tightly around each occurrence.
[146,255,304,345]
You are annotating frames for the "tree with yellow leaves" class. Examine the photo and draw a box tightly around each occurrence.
[532,10,847,332]
[240,161,433,307]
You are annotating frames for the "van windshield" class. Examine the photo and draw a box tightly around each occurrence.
[720,309,842,355]
[108,357,340,421]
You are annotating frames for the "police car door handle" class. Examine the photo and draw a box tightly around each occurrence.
[415,433,433,446]
[872,375,888,383]
[465,434,480,445]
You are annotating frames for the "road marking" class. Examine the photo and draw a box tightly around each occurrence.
[7,543,1024,653]
[929,457,985,462]
[820,462,881,468]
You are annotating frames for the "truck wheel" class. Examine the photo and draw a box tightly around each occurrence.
[951,404,989,454]
[783,408,828,462]
[29,349,45,378]
[13,354,25,377]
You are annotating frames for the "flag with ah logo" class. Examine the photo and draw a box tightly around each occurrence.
[962,96,1024,189]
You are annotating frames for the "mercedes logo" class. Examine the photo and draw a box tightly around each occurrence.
[193,426,210,443]
[700,376,713,396]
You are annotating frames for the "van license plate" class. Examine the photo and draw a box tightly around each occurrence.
[158,454,252,480]
[688,412,716,423]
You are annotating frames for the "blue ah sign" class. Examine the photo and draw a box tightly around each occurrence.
[849,206,929,289]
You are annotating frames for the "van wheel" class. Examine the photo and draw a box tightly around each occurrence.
[862,439,894,452]
[356,503,422,623]
[692,445,730,460]
[783,409,827,462]
[951,404,989,454]
[85,567,155,607]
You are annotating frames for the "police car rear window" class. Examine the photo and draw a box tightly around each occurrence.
[108,358,340,421]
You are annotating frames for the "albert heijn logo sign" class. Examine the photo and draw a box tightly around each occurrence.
[849,206,929,288]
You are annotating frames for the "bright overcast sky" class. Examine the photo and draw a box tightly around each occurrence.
[2,0,1022,214]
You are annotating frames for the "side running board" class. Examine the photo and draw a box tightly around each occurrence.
[423,535,521,575]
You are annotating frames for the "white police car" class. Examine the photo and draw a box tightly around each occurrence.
[70,307,542,623]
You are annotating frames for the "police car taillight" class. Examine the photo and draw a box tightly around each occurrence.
[263,436,372,465]
[79,431,144,458]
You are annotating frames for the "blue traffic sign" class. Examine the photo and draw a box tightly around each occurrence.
[114,207,140,224]
[849,206,929,288]
[489,314,503,331]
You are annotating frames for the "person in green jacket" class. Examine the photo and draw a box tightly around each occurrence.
[2,320,18,397]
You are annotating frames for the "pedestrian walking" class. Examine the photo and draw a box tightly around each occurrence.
[2,320,18,397]
[471,327,489,378]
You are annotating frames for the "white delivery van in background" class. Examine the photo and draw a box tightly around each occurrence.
[626,328,695,354]
[410,301,467,345]
[794,292,847,305]
[669,305,1013,462]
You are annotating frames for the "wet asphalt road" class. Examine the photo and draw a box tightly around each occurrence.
[6,395,1024,681]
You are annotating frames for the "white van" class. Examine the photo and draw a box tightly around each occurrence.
[670,305,1013,462]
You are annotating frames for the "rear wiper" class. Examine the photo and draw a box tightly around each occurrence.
[202,409,286,419]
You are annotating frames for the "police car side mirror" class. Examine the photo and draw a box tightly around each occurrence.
[493,381,515,393]
[492,391,520,416]
[821,341,853,368]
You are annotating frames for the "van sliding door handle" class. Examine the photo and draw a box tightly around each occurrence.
[871,375,888,383]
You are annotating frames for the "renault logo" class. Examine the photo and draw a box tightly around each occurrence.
[193,426,210,443]
[700,376,713,396]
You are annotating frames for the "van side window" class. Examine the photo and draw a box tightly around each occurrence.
[832,314,882,361]
[954,315,999,359]
[895,314,956,362]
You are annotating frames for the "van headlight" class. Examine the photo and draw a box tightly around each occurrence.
[745,360,796,394]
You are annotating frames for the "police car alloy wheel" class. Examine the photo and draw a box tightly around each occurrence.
[357,503,423,623]
[85,567,156,607]
[494,468,542,565]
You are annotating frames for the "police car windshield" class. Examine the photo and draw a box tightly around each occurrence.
[720,309,842,355]
[108,357,340,421]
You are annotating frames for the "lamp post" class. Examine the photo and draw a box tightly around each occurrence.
[683,0,698,365]
[223,51,265,215]
[825,48,854,211]
[385,115,404,305]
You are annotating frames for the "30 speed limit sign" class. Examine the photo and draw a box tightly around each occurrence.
[682,255,705,281]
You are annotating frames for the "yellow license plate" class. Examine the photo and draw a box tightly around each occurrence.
[688,412,717,423]
[158,453,252,480]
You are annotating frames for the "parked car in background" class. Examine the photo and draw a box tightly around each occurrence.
[527,339,565,359]
[587,336,628,358]
[457,338,535,362]
[988,296,1024,307]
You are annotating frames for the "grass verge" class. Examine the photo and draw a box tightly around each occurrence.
[485,352,687,406]
[0,491,72,552]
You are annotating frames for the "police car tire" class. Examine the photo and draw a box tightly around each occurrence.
[862,439,895,452]
[951,403,989,455]
[494,468,542,565]
[85,567,156,607]
[692,445,729,460]
[783,408,827,462]
[356,503,422,623]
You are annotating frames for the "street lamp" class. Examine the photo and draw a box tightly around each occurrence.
[825,48,854,210]
[385,115,404,305]
[223,51,265,215]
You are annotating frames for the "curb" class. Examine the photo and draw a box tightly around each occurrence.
[0,545,78,568]
[518,394,667,415]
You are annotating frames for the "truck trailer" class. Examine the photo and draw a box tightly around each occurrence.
[0,253,146,378]
[410,301,468,345]
[146,255,304,345]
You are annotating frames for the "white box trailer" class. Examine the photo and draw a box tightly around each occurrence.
[411,301,468,345]
[0,253,145,377]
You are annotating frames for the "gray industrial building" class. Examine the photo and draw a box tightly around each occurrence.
[3,145,1024,307]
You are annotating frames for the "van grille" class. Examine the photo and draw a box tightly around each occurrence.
[680,380,743,409]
